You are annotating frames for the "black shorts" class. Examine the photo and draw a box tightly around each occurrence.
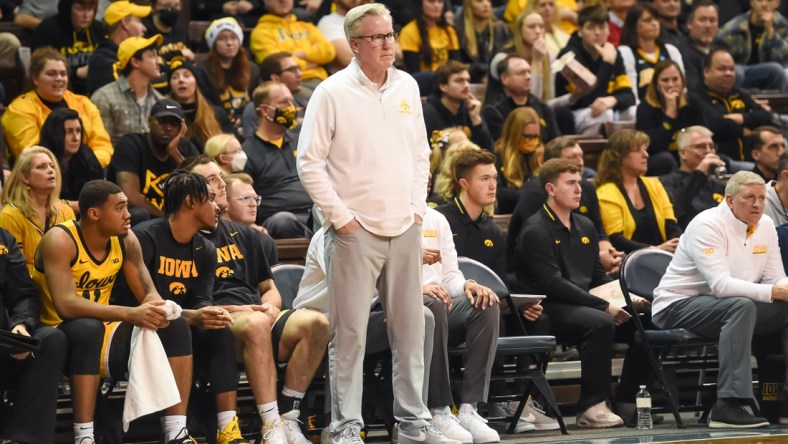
[271,308,296,367]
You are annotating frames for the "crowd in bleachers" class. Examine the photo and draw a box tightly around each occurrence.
[2,0,788,442]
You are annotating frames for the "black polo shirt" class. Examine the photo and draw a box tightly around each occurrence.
[514,204,611,311]
[242,132,313,224]
[507,177,608,273]
[435,197,506,281]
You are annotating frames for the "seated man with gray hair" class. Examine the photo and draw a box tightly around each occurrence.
[653,171,788,428]
[659,125,728,229]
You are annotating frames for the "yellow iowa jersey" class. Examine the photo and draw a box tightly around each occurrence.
[34,219,125,326]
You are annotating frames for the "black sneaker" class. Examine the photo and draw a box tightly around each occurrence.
[709,404,769,428]
[164,428,198,444]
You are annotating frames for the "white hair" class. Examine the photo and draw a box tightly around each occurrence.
[344,3,392,41]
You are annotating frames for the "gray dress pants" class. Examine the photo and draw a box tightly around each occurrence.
[653,296,788,400]
[325,224,431,433]
[423,296,499,408]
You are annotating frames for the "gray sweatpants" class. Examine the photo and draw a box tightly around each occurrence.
[653,295,788,400]
[325,224,431,433]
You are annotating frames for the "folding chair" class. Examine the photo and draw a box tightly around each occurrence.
[456,257,567,435]
[618,248,719,428]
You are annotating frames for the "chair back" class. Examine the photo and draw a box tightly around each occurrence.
[619,248,673,302]
[457,256,508,299]
[271,264,306,310]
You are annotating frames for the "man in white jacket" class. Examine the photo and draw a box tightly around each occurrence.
[296,4,455,444]
[653,171,788,428]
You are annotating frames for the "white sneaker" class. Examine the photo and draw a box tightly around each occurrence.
[262,417,289,444]
[489,402,536,433]
[430,407,473,444]
[281,410,312,444]
[332,424,364,444]
[456,408,500,444]
[511,399,560,431]
[576,401,624,428]
[397,424,461,444]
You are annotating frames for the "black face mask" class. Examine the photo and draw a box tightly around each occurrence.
[157,9,179,27]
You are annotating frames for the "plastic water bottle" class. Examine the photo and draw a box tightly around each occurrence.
[636,385,653,430]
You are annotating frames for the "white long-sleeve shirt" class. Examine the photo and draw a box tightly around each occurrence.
[297,59,430,237]
[653,202,788,315]
[292,228,329,314]
[422,208,467,300]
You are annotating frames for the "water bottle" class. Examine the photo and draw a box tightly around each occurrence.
[636,385,653,430]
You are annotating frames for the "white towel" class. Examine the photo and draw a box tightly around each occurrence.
[122,301,183,431]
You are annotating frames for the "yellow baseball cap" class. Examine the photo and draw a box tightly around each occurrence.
[104,1,151,26]
[117,34,163,70]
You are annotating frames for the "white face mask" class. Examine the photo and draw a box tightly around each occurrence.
[230,150,248,172]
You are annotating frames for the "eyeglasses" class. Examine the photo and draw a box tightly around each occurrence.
[352,32,399,47]
[228,194,262,206]
[279,66,300,74]
[688,142,717,152]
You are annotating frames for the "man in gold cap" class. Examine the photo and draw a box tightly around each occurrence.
[91,34,164,144]
[86,0,151,95]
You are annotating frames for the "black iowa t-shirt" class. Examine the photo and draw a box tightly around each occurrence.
[205,219,274,306]
[134,219,216,309]
[110,133,200,211]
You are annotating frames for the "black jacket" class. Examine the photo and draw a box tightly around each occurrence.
[423,94,494,151]
[635,94,707,161]
[659,169,726,229]
[86,39,119,96]
[555,36,635,112]
[692,85,776,160]
[0,229,41,332]
[32,5,106,95]
[481,93,560,144]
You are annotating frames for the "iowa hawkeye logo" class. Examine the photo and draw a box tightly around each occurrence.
[169,282,187,296]
[216,266,235,278]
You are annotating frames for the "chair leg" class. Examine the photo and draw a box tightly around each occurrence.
[648,348,685,428]
[527,375,569,435]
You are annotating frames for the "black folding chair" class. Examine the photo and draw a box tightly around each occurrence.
[456,257,567,435]
[619,248,719,428]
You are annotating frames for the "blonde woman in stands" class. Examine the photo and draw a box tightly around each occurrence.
[0,146,75,274]
[454,0,511,83]
[522,0,570,59]
[503,0,578,36]
[486,12,553,106]
[430,138,477,206]
[596,129,682,254]
[1,47,113,169]
[204,133,247,175]
[198,17,260,128]
[636,60,707,176]
[495,107,544,213]
[429,127,470,181]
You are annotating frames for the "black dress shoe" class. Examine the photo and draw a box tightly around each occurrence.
[709,403,769,428]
